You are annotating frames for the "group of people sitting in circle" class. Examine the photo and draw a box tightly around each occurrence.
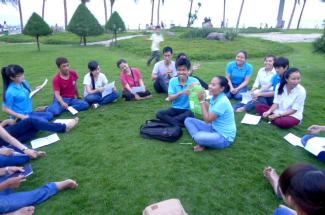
[0,46,323,214]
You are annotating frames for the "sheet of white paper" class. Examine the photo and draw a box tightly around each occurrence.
[29,79,48,98]
[68,106,78,115]
[241,92,252,104]
[284,133,303,148]
[131,86,145,94]
[205,90,212,100]
[101,81,115,97]
[54,119,73,124]
[31,133,60,149]
[305,137,325,156]
[241,113,261,125]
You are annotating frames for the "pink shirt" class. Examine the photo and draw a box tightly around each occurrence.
[53,70,78,98]
[119,67,142,89]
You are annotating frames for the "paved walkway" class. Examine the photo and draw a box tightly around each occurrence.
[240,32,321,43]
[87,34,145,46]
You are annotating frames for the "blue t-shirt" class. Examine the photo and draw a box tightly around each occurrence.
[3,80,33,115]
[168,76,199,110]
[226,61,253,85]
[209,93,236,142]
[271,74,281,90]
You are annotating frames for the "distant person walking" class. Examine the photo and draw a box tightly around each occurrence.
[3,21,9,35]
[146,26,164,66]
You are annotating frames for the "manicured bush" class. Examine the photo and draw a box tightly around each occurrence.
[105,11,126,45]
[22,12,52,51]
[67,4,104,46]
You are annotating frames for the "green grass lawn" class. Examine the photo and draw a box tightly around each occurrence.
[0,37,324,215]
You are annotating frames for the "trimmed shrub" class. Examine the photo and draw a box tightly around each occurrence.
[105,11,126,45]
[67,4,104,46]
[22,12,52,50]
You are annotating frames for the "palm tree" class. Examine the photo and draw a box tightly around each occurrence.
[63,0,68,29]
[110,0,115,16]
[156,0,164,26]
[0,0,23,30]
[222,0,226,28]
[296,0,307,29]
[187,0,194,27]
[287,0,298,29]
[276,0,285,28]
[150,0,155,26]
[104,0,108,23]
[42,0,46,19]
[236,0,245,31]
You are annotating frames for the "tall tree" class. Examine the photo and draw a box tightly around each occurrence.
[287,0,298,29]
[296,0,307,29]
[42,0,46,19]
[236,0,245,31]
[63,0,68,29]
[81,0,90,3]
[156,0,164,26]
[150,0,155,26]
[104,0,108,24]
[222,0,226,28]
[276,0,286,28]
[110,0,115,16]
[0,0,23,30]
[187,0,194,27]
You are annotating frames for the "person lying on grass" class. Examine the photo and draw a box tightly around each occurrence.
[256,68,306,129]
[83,60,120,108]
[1,65,53,122]
[156,57,200,127]
[184,76,236,152]
[117,59,152,101]
[263,163,325,215]
[0,171,78,215]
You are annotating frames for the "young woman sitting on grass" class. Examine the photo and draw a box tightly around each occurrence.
[184,76,236,152]
[1,65,53,122]
[0,172,78,215]
[117,59,152,101]
[263,164,325,215]
[234,55,276,112]
[83,60,120,108]
[225,50,253,100]
[257,68,306,129]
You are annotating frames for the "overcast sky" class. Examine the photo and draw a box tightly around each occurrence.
[0,0,324,29]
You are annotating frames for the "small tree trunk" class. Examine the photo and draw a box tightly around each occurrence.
[276,0,285,28]
[157,0,160,26]
[297,0,307,29]
[187,0,194,27]
[42,0,46,19]
[150,0,155,26]
[18,0,23,31]
[222,0,226,28]
[64,0,68,30]
[36,35,40,51]
[104,0,108,23]
[83,36,86,46]
[236,0,245,31]
[114,30,117,45]
[287,0,298,29]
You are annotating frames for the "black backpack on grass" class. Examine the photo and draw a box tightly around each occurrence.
[140,119,183,142]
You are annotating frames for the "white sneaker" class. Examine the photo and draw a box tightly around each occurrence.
[92,103,100,109]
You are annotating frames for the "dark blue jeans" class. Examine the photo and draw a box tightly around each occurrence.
[0,145,30,168]
[226,85,248,100]
[0,118,66,146]
[84,91,120,105]
[47,97,89,116]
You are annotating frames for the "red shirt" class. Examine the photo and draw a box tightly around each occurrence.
[119,67,142,89]
[53,70,78,98]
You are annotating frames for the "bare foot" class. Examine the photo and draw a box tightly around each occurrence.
[263,166,281,197]
[35,106,48,112]
[193,145,205,152]
[7,206,35,215]
[236,107,246,112]
[55,179,78,191]
[65,117,79,132]
[144,95,153,100]
[36,151,47,158]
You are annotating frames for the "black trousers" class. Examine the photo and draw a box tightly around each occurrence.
[156,108,193,127]
[153,76,169,94]
[122,89,151,101]
[147,50,160,65]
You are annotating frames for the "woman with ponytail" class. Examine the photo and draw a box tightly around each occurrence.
[256,68,306,129]
[83,60,120,108]
[1,65,53,121]
[184,76,236,152]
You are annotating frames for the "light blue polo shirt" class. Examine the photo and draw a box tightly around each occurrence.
[209,93,236,142]
[226,61,253,85]
[3,80,33,115]
[271,74,281,90]
[168,76,199,110]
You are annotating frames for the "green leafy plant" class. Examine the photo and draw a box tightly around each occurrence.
[313,30,325,53]
[105,11,126,45]
[224,28,238,41]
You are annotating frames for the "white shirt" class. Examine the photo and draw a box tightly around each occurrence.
[152,60,177,77]
[252,67,276,90]
[150,33,164,51]
[83,73,108,97]
[273,84,306,121]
